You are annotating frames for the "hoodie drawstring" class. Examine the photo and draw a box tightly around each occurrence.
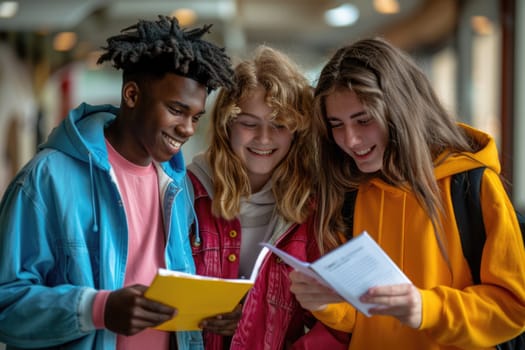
[378,190,385,243]
[185,175,201,245]
[88,153,99,232]
[400,193,407,269]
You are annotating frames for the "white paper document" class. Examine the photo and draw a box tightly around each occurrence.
[261,231,411,316]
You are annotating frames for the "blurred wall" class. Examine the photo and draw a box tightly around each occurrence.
[515,1,525,211]
[0,43,37,196]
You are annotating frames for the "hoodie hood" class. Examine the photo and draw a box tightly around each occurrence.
[38,103,189,233]
[39,103,118,172]
[187,152,276,208]
[367,123,499,194]
[187,152,215,198]
[433,123,500,180]
[40,102,188,182]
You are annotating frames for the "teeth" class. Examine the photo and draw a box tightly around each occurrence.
[251,149,273,155]
[164,134,181,149]
[355,148,371,156]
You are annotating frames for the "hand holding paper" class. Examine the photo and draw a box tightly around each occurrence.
[262,231,412,317]
[288,270,345,312]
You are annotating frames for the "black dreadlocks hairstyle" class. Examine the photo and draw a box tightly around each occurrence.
[97,15,234,92]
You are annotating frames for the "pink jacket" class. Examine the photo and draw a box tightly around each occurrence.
[188,172,349,350]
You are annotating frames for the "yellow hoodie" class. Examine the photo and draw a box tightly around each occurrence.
[313,124,525,349]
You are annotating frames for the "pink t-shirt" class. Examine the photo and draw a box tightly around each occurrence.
[92,140,169,349]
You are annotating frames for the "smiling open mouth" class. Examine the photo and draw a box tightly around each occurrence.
[354,146,373,156]
[163,132,182,150]
[249,148,274,156]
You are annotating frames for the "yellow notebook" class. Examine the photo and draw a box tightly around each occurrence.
[144,247,269,331]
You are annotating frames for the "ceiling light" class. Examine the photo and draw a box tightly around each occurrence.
[374,0,400,14]
[471,16,494,36]
[0,1,18,18]
[53,32,77,52]
[171,8,197,27]
[324,3,359,27]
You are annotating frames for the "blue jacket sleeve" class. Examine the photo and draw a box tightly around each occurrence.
[0,168,96,347]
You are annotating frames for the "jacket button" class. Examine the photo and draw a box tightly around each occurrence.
[229,230,238,238]
[227,254,237,262]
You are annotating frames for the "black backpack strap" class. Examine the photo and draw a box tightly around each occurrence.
[342,190,358,240]
[450,167,486,284]
[452,168,525,350]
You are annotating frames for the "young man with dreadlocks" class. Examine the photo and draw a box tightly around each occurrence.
[0,16,233,350]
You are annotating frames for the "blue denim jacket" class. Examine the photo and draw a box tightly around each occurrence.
[0,103,203,349]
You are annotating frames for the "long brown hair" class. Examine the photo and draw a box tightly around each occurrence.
[314,38,477,252]
[206,45,315,223]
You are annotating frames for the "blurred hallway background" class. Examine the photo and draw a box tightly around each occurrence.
[1,0,525,346]
[0,0,523,207]
[1,0,524,204]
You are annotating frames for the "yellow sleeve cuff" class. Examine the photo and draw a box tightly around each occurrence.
[312,302,356,333]
[419,288,443,330]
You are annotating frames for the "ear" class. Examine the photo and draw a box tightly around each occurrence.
[122,81,140,108]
